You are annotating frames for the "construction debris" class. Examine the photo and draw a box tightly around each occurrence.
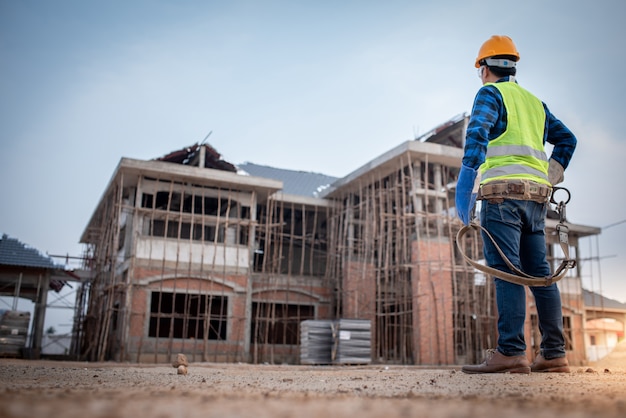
[172,353,188,368]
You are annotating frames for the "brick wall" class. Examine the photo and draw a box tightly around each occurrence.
[412,239,455,365]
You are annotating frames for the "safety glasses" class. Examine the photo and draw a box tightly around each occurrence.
[477,66,485,79]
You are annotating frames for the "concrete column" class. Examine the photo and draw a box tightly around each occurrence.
[199,145,206,168]
[433,164,443,237]
[30,272,50,359]
[243,191,257,361]
[411,161,423,233]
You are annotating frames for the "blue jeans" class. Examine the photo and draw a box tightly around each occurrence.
[480,199,566,359]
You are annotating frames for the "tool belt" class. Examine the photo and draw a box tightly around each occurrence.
[478,180,551,203]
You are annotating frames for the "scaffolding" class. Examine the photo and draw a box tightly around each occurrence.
[323,149,493,364]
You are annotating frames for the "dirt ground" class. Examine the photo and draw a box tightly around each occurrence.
[1,343,625,418]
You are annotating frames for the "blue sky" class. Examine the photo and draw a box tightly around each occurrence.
[2,0,625,328]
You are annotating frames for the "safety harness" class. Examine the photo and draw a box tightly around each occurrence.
[455,187,577,287]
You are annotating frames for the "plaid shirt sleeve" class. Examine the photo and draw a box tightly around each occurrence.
[543,103,577,169]
[462,85,502,170]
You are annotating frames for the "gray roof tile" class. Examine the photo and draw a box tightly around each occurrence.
[584,289,626,310]
[0,234,57,269]
[238,162,337,198]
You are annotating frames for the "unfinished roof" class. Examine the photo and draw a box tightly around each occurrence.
[238,162,338,198]
[80,157,283,245]
[321,115,468,199]
[321,140,464,199]
[417,113,467,148]
[0,234,57,269]
[156,143,237,172]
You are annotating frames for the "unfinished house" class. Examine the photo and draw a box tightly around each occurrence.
[78,114,600,365]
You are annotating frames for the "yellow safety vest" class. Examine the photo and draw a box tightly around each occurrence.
[479,82,551,186]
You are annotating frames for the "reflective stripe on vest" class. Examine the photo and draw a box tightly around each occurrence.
[480,82,550,186]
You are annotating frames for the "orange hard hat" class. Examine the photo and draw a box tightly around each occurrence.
[475,35,520,68]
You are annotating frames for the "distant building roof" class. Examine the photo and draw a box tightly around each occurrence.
[238,162,338,198]
[0,234,57,269]
[584,289,626,311]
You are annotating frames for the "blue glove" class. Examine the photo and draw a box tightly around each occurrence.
[455,164,478,225]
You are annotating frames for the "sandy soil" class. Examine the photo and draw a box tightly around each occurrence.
[1,344,625,418]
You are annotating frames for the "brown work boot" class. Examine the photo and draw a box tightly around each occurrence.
[531,353,570,373]
[462,349,531,374]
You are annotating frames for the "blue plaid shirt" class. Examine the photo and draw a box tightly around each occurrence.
[462,77,577,171]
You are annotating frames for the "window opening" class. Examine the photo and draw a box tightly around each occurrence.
[149,292,228,340]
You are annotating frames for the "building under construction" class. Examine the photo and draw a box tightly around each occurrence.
[77,114,600,365]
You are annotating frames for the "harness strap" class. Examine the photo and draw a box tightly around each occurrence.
[456,221,576,287]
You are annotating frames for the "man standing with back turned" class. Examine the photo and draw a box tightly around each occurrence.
[455,35,577,374]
